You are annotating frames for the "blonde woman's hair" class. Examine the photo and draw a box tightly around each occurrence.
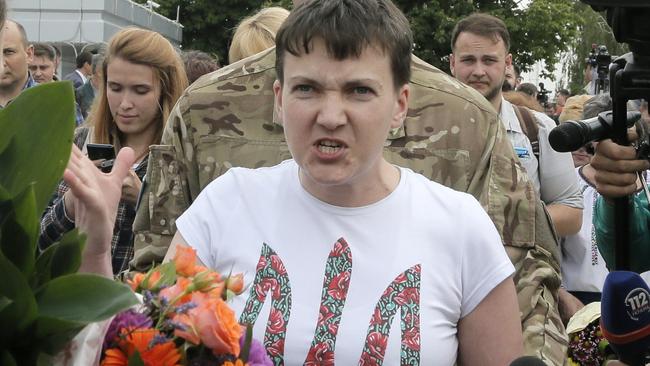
[228,7,290,64]
[88,27,188,146]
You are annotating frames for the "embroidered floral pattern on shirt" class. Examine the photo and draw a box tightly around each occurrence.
[359,264,421,365]
[240,243,292,366]
[304,238,352,365]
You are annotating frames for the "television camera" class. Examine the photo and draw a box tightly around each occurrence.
[585,44,612,94]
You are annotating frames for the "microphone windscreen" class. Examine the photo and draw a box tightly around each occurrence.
[509,356,546,366]
[601,271,650,365]
[549,122,584,152]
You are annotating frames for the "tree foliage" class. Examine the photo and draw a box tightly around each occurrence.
[563,3,629,95]
[140,0,582,78]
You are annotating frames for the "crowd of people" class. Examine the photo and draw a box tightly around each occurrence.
[2,0,648,364]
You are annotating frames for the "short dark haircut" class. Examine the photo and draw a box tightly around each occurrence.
[76,51,93,69]
[32,42,56,61]
[182,50,220,84]
[558,89,570,97]
[517,82,538,97]
[275,0,413,89]
[451,13,510,53]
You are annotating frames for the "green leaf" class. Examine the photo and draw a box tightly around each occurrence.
[0,296,12,312]
[0,82,75,215]
[240,324,253,362]
[49,229,85,280]
[35,274,138,323]
[154,261,177,289]
[128,351,145,366]
[0,350,17,366]
[33,316,86,355]
[0,185,38,276]
[32,229,86,288]
[0,250,38,348]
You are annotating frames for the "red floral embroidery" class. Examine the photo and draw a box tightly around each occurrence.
[402,327,420,350]
[327,271,351,300]
[318,304,335,324]
[370,307,383,326]
[366,331,388,360]
[268,308,285,334]
[256,255,267,272]
[270,254,287,275]
[266,337,285,357]
[305,341,334,366]
[394,287,419,306]
[255,278,280,300]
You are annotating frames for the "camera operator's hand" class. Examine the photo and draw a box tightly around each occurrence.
[592,131,650,198]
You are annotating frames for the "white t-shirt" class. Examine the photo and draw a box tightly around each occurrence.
[177,160,514,365]
[561,167,609,292]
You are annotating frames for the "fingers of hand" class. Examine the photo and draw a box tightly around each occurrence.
[112,147,136,181]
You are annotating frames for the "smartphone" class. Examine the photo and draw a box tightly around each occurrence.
[86,143,115,161]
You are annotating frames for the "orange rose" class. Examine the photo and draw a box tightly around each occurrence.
[127,273,145,291]
[127,270,162,291]
[174,297,242,356]
[226,273,245,295]
[173,244,198,277]
[159,277,192,305]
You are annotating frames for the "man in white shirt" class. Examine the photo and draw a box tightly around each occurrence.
[449,13,585,327]
[449,13,582,239]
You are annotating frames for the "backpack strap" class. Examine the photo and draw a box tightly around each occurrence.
[513,105,540,159]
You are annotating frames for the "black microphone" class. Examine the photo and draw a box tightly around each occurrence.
[600,271,650,366]
[549,111,641,152]
[509,355,546,365]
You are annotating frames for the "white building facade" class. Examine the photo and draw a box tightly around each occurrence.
[8,0,183,77]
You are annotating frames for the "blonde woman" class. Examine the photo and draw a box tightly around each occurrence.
[228,6,289,63]
[39,27,188,275]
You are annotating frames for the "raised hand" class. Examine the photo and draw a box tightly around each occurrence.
[62,145,135,276]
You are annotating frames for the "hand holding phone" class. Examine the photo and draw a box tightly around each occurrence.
[86,143,115,172]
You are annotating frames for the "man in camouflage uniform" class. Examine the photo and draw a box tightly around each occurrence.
[132,14,567,366]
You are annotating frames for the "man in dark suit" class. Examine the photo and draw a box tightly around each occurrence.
[76,53,103,119]
[63,51,92,89]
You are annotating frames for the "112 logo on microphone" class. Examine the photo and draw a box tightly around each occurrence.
[625,287,650,321]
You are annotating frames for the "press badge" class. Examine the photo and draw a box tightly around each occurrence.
[514,146,530,159]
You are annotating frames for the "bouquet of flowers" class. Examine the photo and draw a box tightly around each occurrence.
[566,302,616,366]
[101,245,272,366]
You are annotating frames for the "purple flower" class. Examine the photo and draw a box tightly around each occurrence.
[103,309,153,350]
[240,336,273,366]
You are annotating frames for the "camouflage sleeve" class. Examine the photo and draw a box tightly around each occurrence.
[391,56,567,365]
[131,97,195,271]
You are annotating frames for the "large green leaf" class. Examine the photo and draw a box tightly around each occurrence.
[32,229,86,288]
[35,274,138,323]
[0,251,38,347]
[0,350,17,366]
[33,316,86,355]
[0,82,74,215]
[0,186,38,276]
[0,297,12,313]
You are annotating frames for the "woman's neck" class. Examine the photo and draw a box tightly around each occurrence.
[121,128,158,163]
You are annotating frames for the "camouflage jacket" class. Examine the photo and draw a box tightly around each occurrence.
[133,48,567,364]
